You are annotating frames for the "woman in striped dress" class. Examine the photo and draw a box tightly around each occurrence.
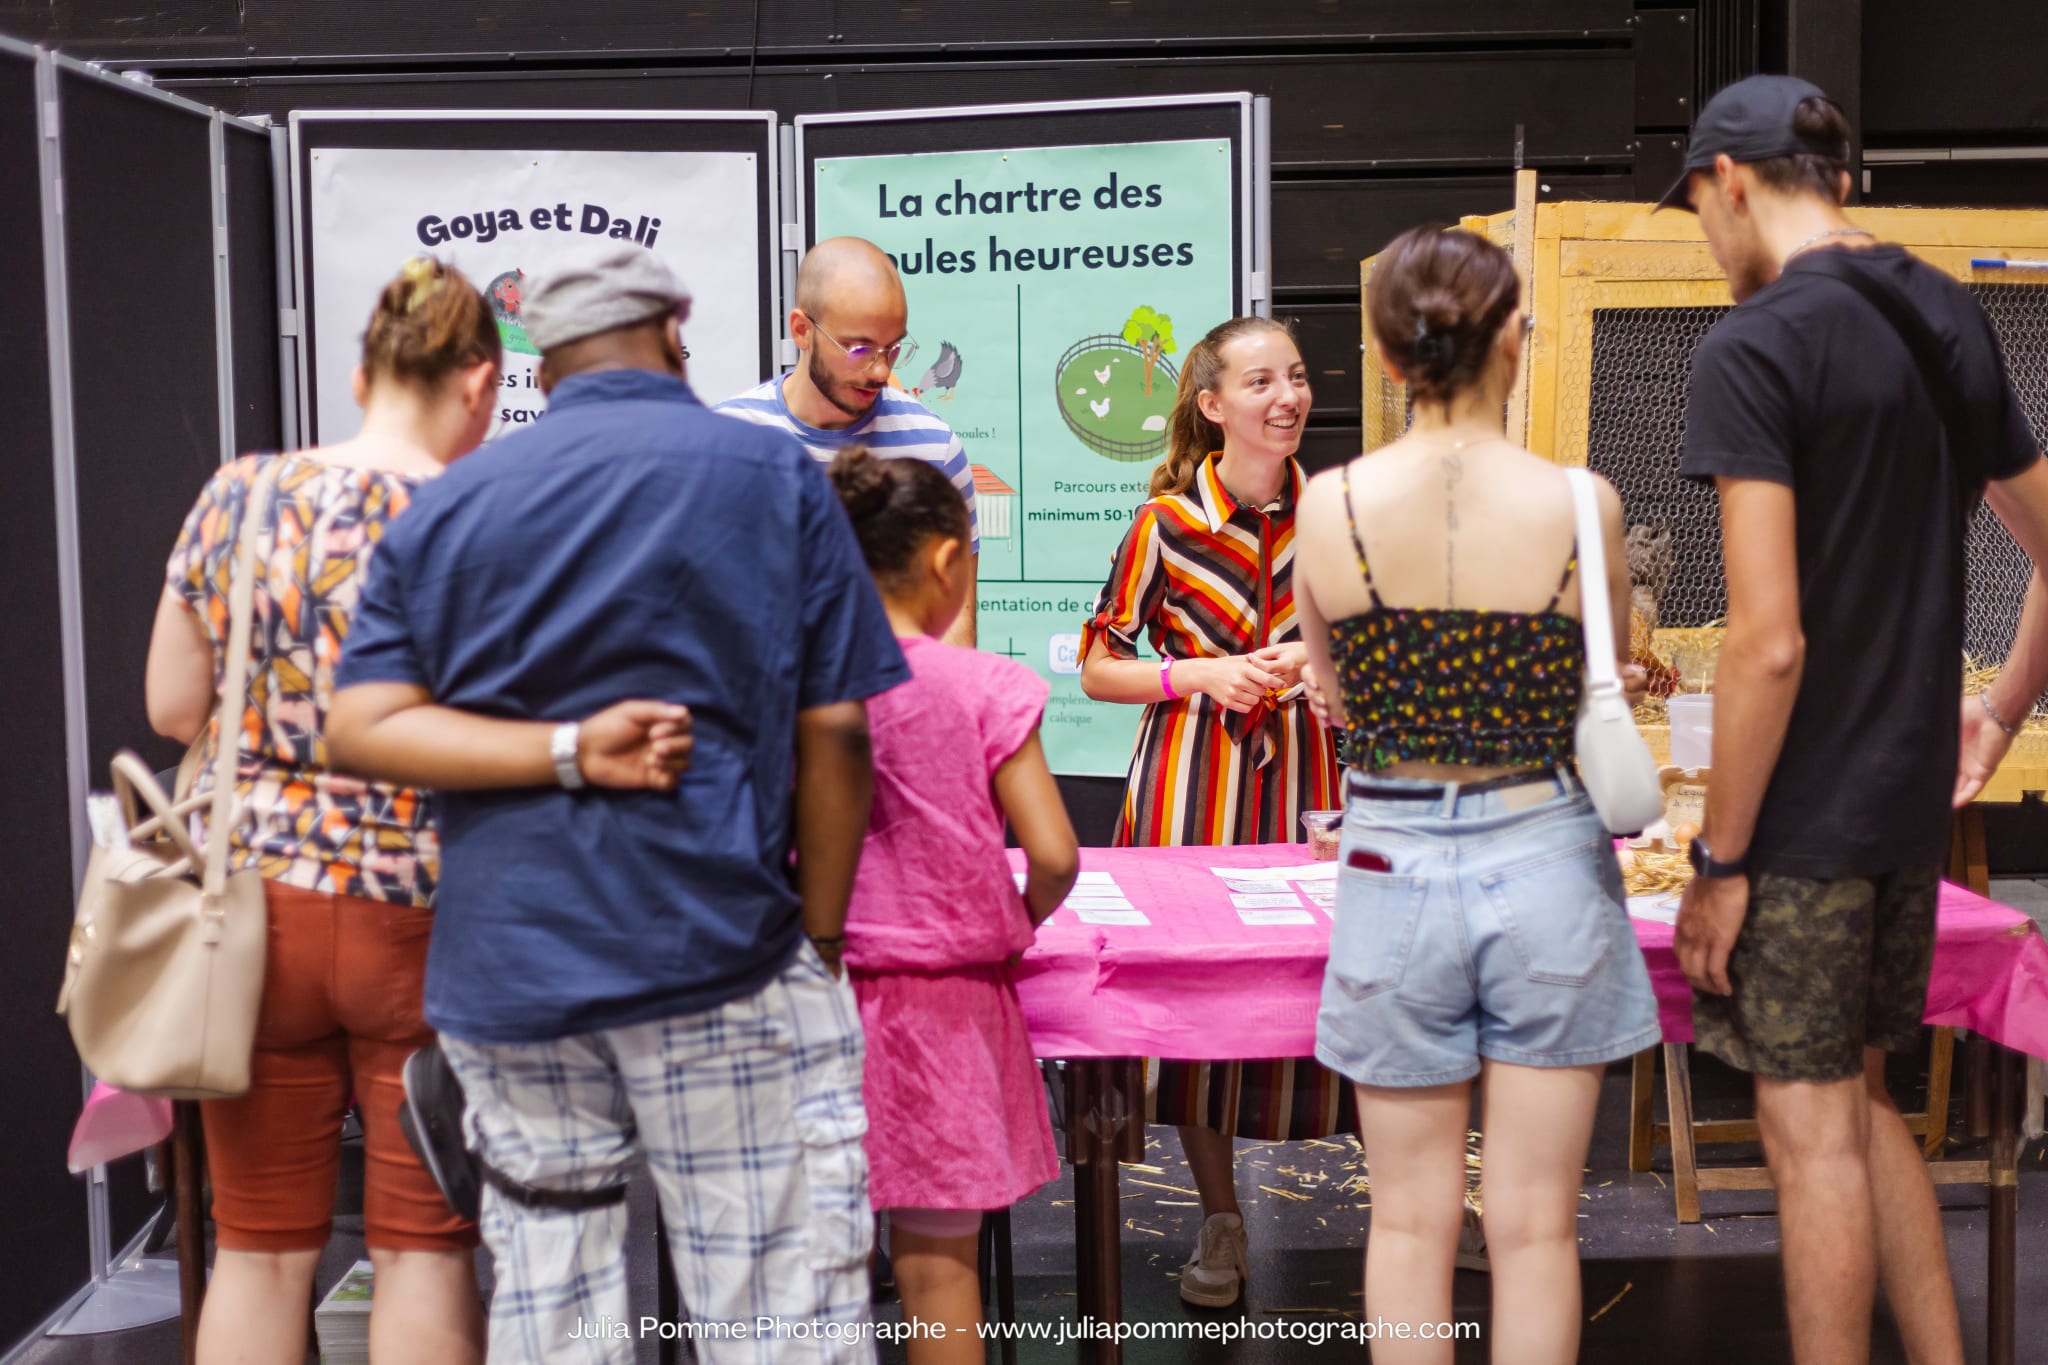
[1079,315,1345,1307]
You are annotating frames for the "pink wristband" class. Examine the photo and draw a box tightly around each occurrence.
[1160,658,1178,700]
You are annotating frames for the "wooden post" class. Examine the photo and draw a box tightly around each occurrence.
[1662,1045,1703,1223]
[1506,167,1539,448]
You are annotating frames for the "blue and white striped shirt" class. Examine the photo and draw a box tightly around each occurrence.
[715,379,979,552]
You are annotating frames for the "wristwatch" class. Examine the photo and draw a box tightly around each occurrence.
[1687,836,1745,880]
[550,722,586,790]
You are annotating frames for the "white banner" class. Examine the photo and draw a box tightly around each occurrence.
[306,145,763,442]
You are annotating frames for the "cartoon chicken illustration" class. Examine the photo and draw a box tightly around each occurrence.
[913,341,964,402]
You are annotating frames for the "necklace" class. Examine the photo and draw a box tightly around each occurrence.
[1786,225,1874,261]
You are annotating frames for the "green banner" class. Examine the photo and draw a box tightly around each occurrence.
[813,138,1237,776]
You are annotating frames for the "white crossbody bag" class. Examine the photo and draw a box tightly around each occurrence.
[1564,468,1665,834]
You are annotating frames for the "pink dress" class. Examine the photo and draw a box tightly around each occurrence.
[846,635,1060,1212]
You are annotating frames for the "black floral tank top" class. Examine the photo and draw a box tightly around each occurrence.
[1329,464,1584,771]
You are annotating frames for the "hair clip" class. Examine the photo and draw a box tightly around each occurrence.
[399,256,444,313]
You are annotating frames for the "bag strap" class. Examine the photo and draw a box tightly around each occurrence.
[1799,252,1977,508]
[109,752,205,872]
[202,461,279,906]
[1562,468,1620,695]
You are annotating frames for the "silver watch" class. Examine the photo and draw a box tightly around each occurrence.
[550,722,586,789]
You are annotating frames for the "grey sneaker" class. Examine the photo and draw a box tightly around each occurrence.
[1178,1212,1249,1306]
[1455,1202,1489,1273]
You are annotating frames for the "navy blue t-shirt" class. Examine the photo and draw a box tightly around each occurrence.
[337,369,908,1043]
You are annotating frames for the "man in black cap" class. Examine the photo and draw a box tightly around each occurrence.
[1667,74,2048,1363]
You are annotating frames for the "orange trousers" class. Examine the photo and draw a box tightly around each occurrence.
[199,882,475,1253]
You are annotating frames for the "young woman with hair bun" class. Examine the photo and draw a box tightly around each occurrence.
[1079,315,1345,1308]
[144,256,505,1365]
[1294,225,1657,1364]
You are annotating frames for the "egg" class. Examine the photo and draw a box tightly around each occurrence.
[1671,823,1700,846]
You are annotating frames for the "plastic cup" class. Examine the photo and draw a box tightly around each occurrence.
[1301,810,1343,861]
[1667,693,1714,771]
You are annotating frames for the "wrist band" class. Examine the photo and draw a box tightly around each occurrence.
[1981,690,2021,740]
[808,933,847,949]
[1160,658,1178,700]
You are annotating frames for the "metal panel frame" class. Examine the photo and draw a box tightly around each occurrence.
[792,92,1260,317]
[268,124,303,447]
[209,113,236,464]
[49,49,266,133]
[33,42,98,1296]
[288,107,782,440]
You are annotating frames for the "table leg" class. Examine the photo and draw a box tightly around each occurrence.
[171,1100,206,1365]
[1969,1034,1994,1140]
[992,1207,1018,1365]
[1662,1045,1702,1224]
[1061,1059,1136,1365]
[1628,1048,1655,1173]
[1988,1044,2021,1365]
[1065,1063,1098,1322]
[1922,1026,1955,1159]
[1086,1110,1124,1365]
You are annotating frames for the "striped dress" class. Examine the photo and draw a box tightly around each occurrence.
[1083,454,1352,1139]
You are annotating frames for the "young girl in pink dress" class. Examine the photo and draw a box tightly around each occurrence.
[829,447,1080,1362]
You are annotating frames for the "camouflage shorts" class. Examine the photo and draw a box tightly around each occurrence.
[1691,865,1941,1082]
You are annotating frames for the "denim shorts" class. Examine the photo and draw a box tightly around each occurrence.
[1314,770,1663,1088]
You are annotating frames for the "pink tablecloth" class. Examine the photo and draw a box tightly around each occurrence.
[1011,844,2048,1063]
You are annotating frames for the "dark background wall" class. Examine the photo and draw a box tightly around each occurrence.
[8,0,2047,449]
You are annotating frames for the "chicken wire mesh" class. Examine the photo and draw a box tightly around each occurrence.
[1585,305,1732,628]
[1585,286,2048,708]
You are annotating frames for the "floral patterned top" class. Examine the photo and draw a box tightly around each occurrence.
[1330,463,1584,772]
[165,454,438,906]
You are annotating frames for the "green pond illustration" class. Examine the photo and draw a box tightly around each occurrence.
[1054,338,1180,462]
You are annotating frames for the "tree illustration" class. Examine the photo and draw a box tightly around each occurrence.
[1121,306,1177,397]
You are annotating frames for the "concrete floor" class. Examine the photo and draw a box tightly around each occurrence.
[15,1044,2046,1364]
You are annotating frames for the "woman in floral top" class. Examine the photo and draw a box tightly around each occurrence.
[147,258,500,1365]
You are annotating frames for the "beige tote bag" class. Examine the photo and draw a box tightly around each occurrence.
[56,465,277,1099]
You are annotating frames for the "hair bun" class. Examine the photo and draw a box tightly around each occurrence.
[1366,226,1520,405]
[829,446,893,524]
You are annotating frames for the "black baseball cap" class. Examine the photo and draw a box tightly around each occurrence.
[1656,74,1849,211]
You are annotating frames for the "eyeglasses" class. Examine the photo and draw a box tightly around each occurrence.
[804,314,917,371]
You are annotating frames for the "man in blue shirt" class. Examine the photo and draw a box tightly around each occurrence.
[330,242,906,1364]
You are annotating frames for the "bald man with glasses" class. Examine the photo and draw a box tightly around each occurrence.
[719,237,979,645]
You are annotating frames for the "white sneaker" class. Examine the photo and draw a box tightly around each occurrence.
[1454,1203,1489,1273]
[1179,1212,1249,1306]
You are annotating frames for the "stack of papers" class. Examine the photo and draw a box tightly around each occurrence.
[1018,870,1151,925]
[1210,863,1338,925]
[314,1261,373,1364]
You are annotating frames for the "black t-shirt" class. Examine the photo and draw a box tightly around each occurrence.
[1680,244,2038,879]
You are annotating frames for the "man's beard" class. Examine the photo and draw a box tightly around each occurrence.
[809,347,880,419]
